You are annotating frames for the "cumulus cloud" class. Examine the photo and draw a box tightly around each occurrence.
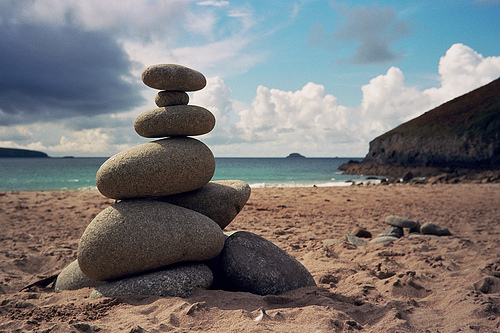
[234,82,353,156]
[1,38,499,157]
[358,43,500,140]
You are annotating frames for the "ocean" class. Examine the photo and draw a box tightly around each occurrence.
[0,157,381,192]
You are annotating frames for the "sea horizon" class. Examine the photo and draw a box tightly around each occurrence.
[0,156,384,192]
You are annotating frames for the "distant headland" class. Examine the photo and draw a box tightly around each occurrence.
[340,77,500,183]
[285,153,306,158]
[0,147,49,158]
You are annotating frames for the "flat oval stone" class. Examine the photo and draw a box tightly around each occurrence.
[142,64,206,91]
[54,260,104,291]
[370,236,400,244]
[385,215,419,229]
[134,105,215,138]
[156,180,251,230]
[90,263,213,298]
[78,200,224,281]
[155,90,189,107]
[96,137,215,199]
[218,231,316,295]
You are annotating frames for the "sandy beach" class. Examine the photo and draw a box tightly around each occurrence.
[1,184,499,332]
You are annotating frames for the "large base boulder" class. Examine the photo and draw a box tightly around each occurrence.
[209,231,316,295]
[90,263,213,298]
[78,200,224,281]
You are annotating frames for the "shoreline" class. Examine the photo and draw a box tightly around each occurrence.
[1,184,499,332]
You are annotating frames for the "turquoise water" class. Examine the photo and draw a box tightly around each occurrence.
[0,157,379,191]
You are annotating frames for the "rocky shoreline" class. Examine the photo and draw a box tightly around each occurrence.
[339,160,500,184]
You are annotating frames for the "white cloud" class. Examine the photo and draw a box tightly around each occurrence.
[1,44,499,158]
[234,82,353,156]
[358,43,500,142]
[425,43,500,103]
[197,1,229,7]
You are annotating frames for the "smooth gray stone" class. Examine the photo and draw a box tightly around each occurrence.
[78,200,224,281]
[134,105,215,138]
[385,215,419,229]
[345,234,367,246]
[155,90,189,107]
[96,137,215,199]
[54,260,104,291]
[142,64,206,91]
[322,239,343,245]
[370,236,400,244]
[378,226,404,238]
[156,180,251,230]
[218,231,316,295]
[420,222,451,236]
[90,263,212,298]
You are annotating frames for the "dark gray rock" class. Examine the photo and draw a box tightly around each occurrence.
[385,215,419,229]
[142,64,206,91]
[155,90,189,107]
[134,105,215,138]
[90,263,212,298]
[345,234,367,246]
[96,137,215,199]
[217,231,316,295]
[378,226,404,238]
[156,180,251,230]
[54,260,104,291]
[351,227,372,238]
[420,222,451,236]
[78,200,224,281]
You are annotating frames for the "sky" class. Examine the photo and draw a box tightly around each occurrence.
[0,0,499,158]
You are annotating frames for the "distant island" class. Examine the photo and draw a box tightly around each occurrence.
[0,147,49,158]
[286,153,306,158]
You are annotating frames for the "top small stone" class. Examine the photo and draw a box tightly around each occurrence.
[142,64,206,91]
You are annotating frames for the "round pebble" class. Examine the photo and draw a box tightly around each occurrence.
[157,180,251,230]
[96,137,215,199]
[134,105,215,138]
[155,90,189,107]
[142,64,206,91]
[54,260,104,291]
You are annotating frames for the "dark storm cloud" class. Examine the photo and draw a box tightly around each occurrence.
[309,3,410,65]
[0,22,144,125]
[336,5,410,64]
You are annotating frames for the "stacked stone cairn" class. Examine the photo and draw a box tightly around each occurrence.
[54,64,316,297]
